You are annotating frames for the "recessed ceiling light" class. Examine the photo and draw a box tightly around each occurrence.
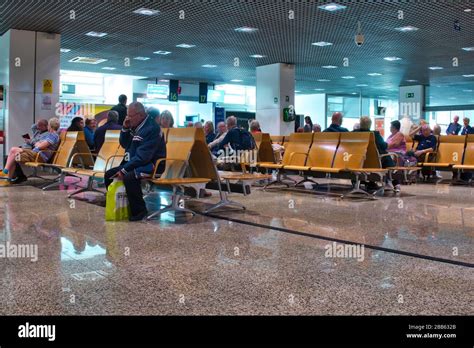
[250,54,266,58]
[159,79,169,82]
[463,74,474,77]
[133,8,160,16]
[318,3,347,12]
[176,44,196,48]
[317,79,330,82]
[202,64,217,68]
[406,79,418,82]
[368,73,382,76]
[384,56,402,61]
[464,8,472,12]
[312,41,333,46]
[60,48,71,53]
[351,92,358,95]
[68,57,107,64]
[322,65,337,69]
[463,89,473,92]
[395,26,419,32]
[314,88,325,91]
[462,47,474,51]
[356,84,368,87]
[234,27,258,33]
[102,67,116,70]
[133,57,150,61]
[163,73,174,76]
[86,31,107,37]
[341,76,355,79]
[230,79,243,82]
[153,50,172,55]
[429,66,443,70]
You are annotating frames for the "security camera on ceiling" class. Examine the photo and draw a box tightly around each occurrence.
[355,21,364,47]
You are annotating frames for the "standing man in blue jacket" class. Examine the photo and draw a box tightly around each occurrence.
[104,102,166,221]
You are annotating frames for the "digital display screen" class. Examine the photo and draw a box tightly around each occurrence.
[207,90,225,103]
[147,84,169,99]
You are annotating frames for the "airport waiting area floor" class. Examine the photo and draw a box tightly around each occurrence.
[0,177,472,316]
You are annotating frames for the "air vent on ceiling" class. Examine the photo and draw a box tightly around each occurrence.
[68,57,108,64]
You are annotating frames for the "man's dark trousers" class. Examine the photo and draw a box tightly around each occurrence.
[104,167,146,217]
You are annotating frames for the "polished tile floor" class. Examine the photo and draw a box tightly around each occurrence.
[0,177,472,315]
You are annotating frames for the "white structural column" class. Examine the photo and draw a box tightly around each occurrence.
[399,85,425,122]
[256,63,295,136]
[0,29,60,152]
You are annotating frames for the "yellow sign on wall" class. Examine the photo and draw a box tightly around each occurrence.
[42,79,53,94]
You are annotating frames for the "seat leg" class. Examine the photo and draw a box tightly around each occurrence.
[295,175,319,187]
[345,174,376,200]
[68,177,94,197]
[263,170,290,189]
[147,187,196,220]
[41,172,66,190]
[204,190,246,214]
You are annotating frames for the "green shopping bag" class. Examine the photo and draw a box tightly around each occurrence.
[105,179,130,221]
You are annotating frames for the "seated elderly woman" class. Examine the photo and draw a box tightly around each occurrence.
[0,117,61,184]
[160,110,174,128]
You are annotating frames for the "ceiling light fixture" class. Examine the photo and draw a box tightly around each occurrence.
[230,79,243,82]
[429,66,444,70]
[163,73,174,76]
[60,48,71,53]
[317,79,330,82]
[464,8,472,12]
[406,79,418,82]
[318,3,347,12]
[176,44,196,48]
[384,56,402,61]
[462,47,474,51]
[202,64,217,68]
[86,31,107,37]
[250,54,266,58]
[133,8,160,15]
[463,74,474,77]
[463,89,473,92]
[68,57,108,64]
[341,76,355,79]
[102,67,116,70]
[368,72,382,76]
[314,88,325,91]
[133,57,150,61]
[322,65,337,69]
[153,50,172,55]
[312,41,333,46]
[395,26,419,32]
[234,27,258,33]
[356,84,368,87]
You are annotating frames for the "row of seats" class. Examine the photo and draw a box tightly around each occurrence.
[22,128,271,219]
[259,132,421,197]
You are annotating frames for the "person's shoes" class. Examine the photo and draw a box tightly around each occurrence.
[394,184,401,193]
[129,210,148,222]
[10,175,28,185]
[0,171,9,180]
[199,189,212,198]
[385,181,394,191]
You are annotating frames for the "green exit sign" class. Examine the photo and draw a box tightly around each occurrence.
[406,92,415,98]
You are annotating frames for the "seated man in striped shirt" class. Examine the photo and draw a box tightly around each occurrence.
[0,118,60,184]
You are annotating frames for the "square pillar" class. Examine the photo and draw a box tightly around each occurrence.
[256,63,295,136]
